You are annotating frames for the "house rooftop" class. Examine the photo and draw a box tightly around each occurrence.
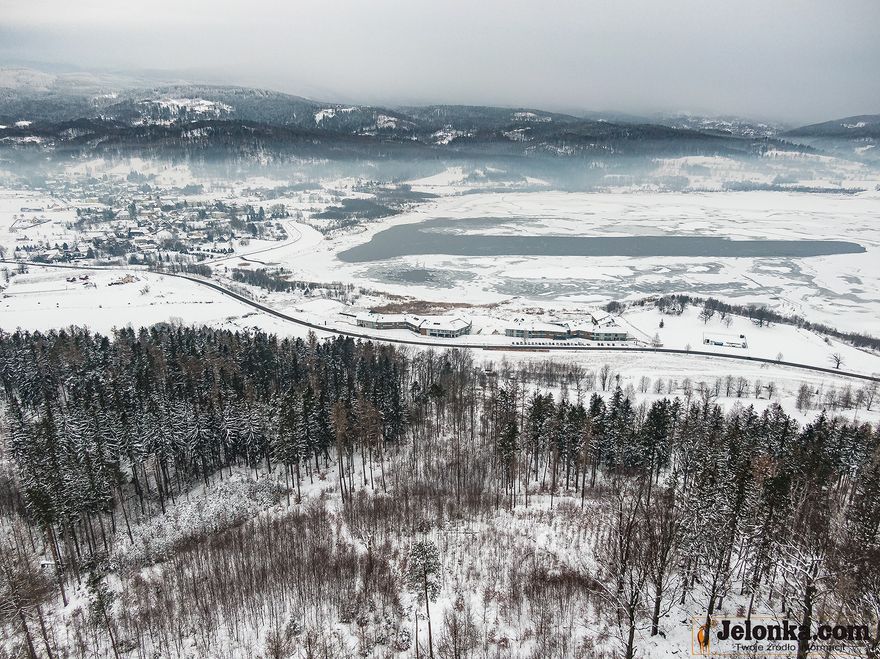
[505,318,570,333]
[355,312,407,324]
[410,315,471,332]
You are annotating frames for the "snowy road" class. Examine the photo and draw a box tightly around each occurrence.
[203,219,304,265]
[3,259,878,383]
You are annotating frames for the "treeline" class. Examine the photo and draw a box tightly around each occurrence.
[0,326,878,658]
[230,268,357,301]
[620,293,880,352]
[722,181,865,194]
[150,261,213,277]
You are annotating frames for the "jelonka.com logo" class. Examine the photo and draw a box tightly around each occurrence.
[691,616,871,656]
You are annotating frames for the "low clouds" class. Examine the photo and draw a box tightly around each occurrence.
[3,0,878,122]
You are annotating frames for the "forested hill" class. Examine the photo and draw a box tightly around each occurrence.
[783,114,880,164]
[786,114,880,139]
[1,325,878,657]
[0,77,805,160]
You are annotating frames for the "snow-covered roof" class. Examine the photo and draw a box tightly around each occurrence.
[567,322,596,333]
[409,315,471,332]
[355,312,407,324]
[589,312,614,325]
[505,319,569,333]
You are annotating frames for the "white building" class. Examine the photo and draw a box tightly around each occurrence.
[504,320,570,340]
[505,318,630,342]
[355,312,408,331]
[355,312,472,338]
[410,315,472,338]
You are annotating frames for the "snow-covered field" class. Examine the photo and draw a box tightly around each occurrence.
[620,304,880,374]
[1,267,253,332]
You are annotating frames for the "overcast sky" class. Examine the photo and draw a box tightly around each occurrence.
[2,0,878,123]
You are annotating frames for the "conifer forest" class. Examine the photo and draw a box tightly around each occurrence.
[1,326,878,658]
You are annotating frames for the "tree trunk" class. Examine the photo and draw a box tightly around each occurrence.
[797,579,815,659]
[625,615,637,659]
[117,488,134,543]
[424,580,435,659]
[36,605,55,659]
[17,608,38,659]
[651,591,662,636]
[415,611,420,659]
[46,526,68,606]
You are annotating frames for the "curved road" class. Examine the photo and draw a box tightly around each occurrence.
[204,220,304,266]
[3,259,878,383]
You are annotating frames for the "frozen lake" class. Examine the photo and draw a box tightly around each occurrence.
[320,192,880,334]
[338,217,864,261]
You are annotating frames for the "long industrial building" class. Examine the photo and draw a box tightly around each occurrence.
[504,319,629,342]
[355,312,472,338]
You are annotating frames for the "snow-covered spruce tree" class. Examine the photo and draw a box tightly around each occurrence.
[407,539,442,659]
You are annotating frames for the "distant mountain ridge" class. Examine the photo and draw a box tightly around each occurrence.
[0,66,857,162]
[785,114,880,139]
[782,114,880,163]
[654,113,784,138]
